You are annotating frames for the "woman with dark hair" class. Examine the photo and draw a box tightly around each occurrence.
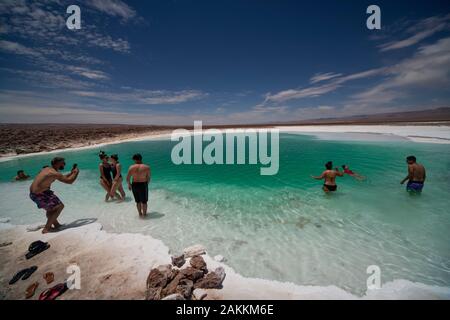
[98,151,113,201]
[110,154,126,202]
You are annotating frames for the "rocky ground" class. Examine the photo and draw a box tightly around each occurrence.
[1,220,449,300]
[0,124,174,157]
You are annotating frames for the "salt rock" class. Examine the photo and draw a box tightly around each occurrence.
[162,293,185,300]
[183,244,206,258]
[190,255,207,271]
[194,267,226,289]
[193,288,208,300]
[171,253,186,268]
[146,264,173,289]
[161,273,184,297]
[176,278,194,299]
[181,267,204,281]
[145,287,162,300]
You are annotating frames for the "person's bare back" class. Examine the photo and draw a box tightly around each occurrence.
[312,161,343,193]
[128,164,150,183]
[322,170,339,186]
[127,154,151,217]
[409,163,426,182]
[401,155,426,193]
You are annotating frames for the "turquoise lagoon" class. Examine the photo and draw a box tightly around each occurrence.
[0,132,449,295]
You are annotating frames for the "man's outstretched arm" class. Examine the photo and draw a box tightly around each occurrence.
[311,172,325,180]
[401,166,413,184]
[56,169,79,184]
[335,168,344,177]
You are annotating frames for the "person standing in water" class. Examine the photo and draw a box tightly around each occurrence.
[110,154,126,202]
[29,157,79,234]
[311,161,343,193]
[126,153,151,217]
[99,151,114,201]
[401,155,426,193]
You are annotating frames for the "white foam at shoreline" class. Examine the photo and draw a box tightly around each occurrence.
[0,221,448,300]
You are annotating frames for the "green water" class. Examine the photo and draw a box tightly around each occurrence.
[0,133,449,295]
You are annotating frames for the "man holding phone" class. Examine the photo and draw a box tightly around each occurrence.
[29,157,79,234]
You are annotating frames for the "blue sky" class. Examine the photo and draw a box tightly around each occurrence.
[0,0,449,124]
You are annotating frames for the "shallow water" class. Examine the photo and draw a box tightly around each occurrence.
[0,133,449,295]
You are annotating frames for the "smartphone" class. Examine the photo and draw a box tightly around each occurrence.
[72,163,78,170]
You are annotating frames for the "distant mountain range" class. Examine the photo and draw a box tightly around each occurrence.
[276,107,450,125]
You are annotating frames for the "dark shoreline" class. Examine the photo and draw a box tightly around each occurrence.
[1,120,449,158]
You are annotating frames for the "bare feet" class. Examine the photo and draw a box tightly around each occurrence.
[42,226,60,234]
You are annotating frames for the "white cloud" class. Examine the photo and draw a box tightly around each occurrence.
[352,37,450,105]
[88,0,137,21]
[310,72,342,84]
[317,105,335,111]
[68,66,110,80]
[84,31,131,53]
[263,68,386,104]
[378,14,450,52]
[72,89,208,105]
[1,68,96,90]
[0,40,40,57]
[0,0,131,53]
[264,82,341,103]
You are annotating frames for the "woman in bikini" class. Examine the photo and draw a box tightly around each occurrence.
[99,151,113,201]
[109,154,126,202]
[311,161,344,193]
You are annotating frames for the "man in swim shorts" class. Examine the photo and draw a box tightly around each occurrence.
[311,161,343,193]
[126,153,151,217]
[401,155,426,193]
[29,157,79,234]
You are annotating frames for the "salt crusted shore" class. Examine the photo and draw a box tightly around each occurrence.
[2,123,449,162]
[1,220,449,300]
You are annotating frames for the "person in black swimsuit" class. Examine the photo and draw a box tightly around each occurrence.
[99,151,114,201]
[311,161,343,193]
[110,154,126,201]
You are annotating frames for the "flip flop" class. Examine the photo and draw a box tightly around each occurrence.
[39,283,68,301]
[21,266,38,280]
[25,282,39,299]
[9,268,29,285]
[44,272,54,284]
[28,240,49,252]
[26,242,50,260]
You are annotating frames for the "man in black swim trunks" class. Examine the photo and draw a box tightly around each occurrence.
[311,161,343,193]
[126,154,151,217]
